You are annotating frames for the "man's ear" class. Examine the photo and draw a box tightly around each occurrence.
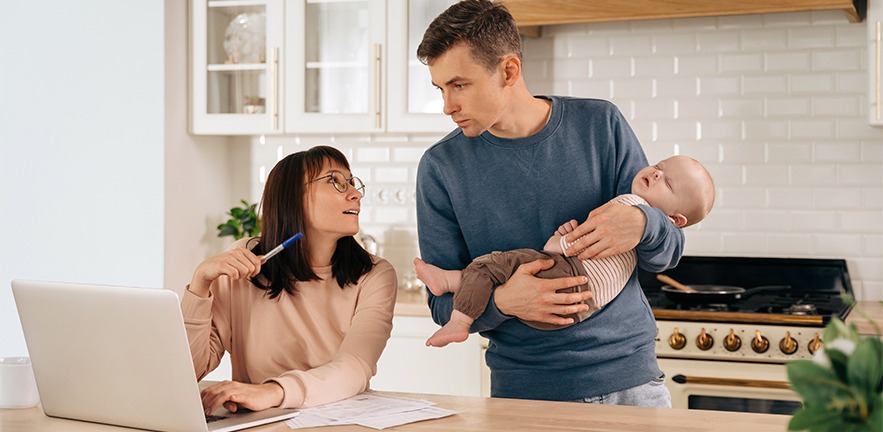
[669,214,688,228]
[501,55,521,86]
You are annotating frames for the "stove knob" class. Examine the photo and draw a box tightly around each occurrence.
[751,330,770,353]
[808,333,823,355]
[779,331,799,355]
[723,329,741,352]
[696,328,714,351]
[668,328,687,350]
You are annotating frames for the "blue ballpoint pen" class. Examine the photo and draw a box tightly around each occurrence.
[260,232,303,264]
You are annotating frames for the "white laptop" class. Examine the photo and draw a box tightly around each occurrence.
[12,279,299,432]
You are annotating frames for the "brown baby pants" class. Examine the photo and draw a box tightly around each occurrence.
[454,249,597,331]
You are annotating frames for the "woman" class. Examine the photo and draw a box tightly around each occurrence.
[182,146,397,414]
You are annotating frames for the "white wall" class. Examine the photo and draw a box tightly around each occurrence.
[0,2,164,356]
[249,11,883,301]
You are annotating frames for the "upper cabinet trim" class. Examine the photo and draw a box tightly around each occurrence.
[503,0,867,27]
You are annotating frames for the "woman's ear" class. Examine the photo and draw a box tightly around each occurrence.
[669,214,688,228]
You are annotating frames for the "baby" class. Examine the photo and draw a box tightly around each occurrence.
[415,155,715,347]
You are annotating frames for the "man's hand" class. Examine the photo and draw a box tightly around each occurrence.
[563,202,646,261]
[200,380,285,414]
[493,259,592,325]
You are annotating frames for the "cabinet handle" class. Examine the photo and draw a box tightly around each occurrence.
[272,47,280,130]
[374,43,382,129]
[671,374,791,390]
[876,21,881,122]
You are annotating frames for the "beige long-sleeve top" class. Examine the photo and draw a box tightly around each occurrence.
[181,255,397,408]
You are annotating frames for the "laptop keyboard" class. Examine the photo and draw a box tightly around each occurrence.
[206,415,228,423]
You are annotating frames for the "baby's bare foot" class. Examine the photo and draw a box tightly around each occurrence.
[413,258,462,297]
[425,311,473,347]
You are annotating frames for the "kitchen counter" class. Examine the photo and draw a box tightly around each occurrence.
[848,301,883,336]
[0,391,791,431]
[394,289,431,317]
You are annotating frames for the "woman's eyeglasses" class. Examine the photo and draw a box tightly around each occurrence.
[307,170,366,194]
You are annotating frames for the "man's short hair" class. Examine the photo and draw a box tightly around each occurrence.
[417,0,522,72]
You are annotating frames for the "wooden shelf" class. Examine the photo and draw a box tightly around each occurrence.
[503,0,866,28]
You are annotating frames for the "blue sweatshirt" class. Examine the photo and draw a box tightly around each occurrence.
[416,96,684,401]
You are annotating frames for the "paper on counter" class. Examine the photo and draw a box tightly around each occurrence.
[286,392,457,430]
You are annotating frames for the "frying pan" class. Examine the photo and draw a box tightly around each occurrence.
[656,274,790,304]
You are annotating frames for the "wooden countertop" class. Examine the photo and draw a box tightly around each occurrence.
[0,391,790,431]
[848,301,883,336]
[395,289,431,317]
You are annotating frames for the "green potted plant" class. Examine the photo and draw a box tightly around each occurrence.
[786,295,883,431]
[217,199,261,240]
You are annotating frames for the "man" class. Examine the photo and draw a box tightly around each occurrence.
[414,0,683,407]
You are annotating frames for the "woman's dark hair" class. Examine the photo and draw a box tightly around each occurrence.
[248,145,373,298]
[416,0,522,72]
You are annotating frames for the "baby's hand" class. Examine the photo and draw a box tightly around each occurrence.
[556,220,579,236]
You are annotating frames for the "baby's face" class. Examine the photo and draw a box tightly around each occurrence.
[631,156,706,220]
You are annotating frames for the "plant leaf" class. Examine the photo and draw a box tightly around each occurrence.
[788,406,845,431]
[787,361,850,405]
[848,338,883,404]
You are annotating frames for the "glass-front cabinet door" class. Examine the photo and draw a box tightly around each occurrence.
[191,0,283,135]
[386,0,456,133]
[285,0,386,132]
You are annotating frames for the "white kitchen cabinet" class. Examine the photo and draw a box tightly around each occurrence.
[372,315,486,397]
[191,0,284,135]
[284,0,453,133]
[869,0,882,126]
[191,0,452,135]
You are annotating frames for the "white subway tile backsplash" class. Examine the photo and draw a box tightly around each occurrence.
[610,35,653,56]
[745,165,789,186]
[720,53,764,73]
[813,234,863,255]
[790,119,835,139]
[812,95,861,117]
[677,55,718,76]
[814,188,862,209]
[766,97,811,117]
[786,27,836,49]
[250,11,883,300]
[354,147,390,163]
[789,211,838,232]
[766,233,814,255]
[742,75,788,95]
[768,187,814,209]
[838,211,883,232]
[767,142,813,163]
[863,235,883,256]
[764,51,810,71]
[863,143,883,162]
[811,49,862,71]
[589,57,633,79]
[721,142,767,163]
[720,98,764,118]
[720,186,767,208]
[838,165,883,186]
[653,34,696,55]
[861,188,883,209]
[763,11,812,27]
[721,232,769,254]
[790,74,835,94]
[697,31,742,52]
[789,164,838,186]
[741,28,788,51]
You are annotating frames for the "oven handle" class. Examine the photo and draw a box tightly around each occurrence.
[672,374,791,390]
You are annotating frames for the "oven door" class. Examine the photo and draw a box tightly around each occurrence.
[658,358,802,415]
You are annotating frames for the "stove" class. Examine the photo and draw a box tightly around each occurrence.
[637,256,853,414]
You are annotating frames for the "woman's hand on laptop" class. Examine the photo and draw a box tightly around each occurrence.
[200,380,284,415]
[189,248,262,298]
